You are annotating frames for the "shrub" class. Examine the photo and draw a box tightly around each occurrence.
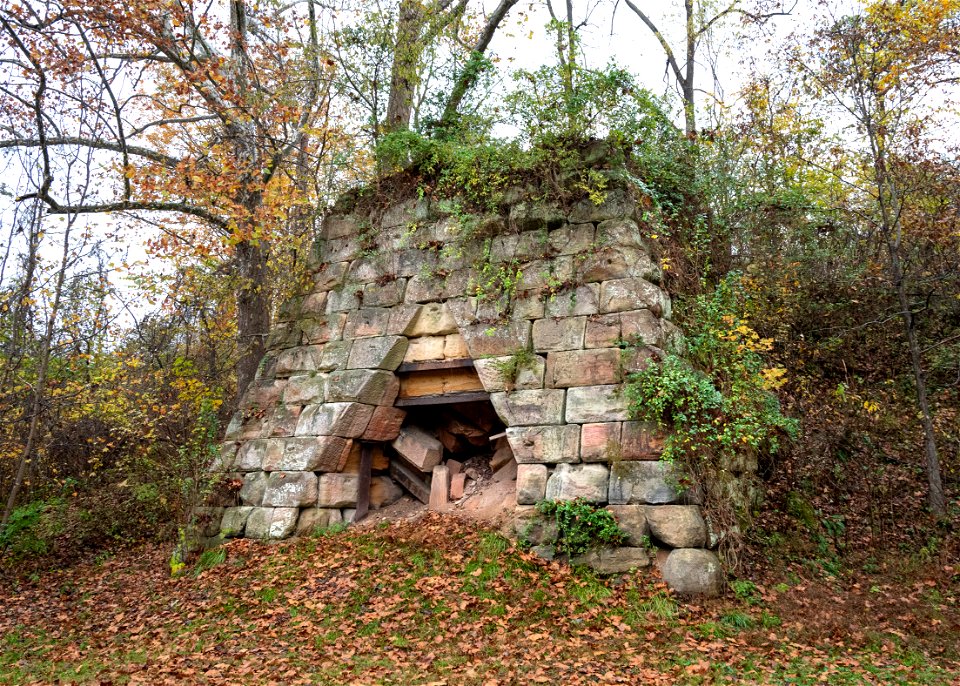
[535,498,626,556]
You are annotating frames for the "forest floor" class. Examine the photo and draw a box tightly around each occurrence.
[1,512,958,685]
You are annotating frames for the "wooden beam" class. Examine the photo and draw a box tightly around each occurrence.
[396,358,475,373]
[394,391,490,407]
[354,443,373,523]
[389,458,431,504]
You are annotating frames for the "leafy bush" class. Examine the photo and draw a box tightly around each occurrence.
[535,498,626,556]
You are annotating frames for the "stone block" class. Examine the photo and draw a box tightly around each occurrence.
[327,369,399,405]
[275,345,324,377]
[509,201,564,233]
[580,422,623,462]
[580,247,657,283]
[262,436,351,472]
[405,302,458,336]
[507,425,580,464]
[548,223,596,256]
[323,214,362,240]
[300,291,329,317]
[263,404,302,438]
[444,333,469,359]
[446,297,479,327]
[283,374,327,405]
[516,464,549,504]
[295,402,374,438]
[371,476,404,509]
[544,285,600,317]
[214,442,239,473]
[301,314,347,344]
[571,547,652,574]
[545,463,609,503]
[595,218,645,249]
[532,316,586,352]
[620,421,665,460]
[546,349,621,388]
[429,464,450,510]
[660,549,722,596]
[620,347,656,375]
[317,341,352,372]
[512,292,546,319]
[474,355,546,392]
[240,471,268,506]
[346,336,408,371]
[599,278,671,318]
[584,314,621,349]
[450,472,466,499]
[565,385,629,423]
[325,286,362,313]
[317,473,360,508]
[620,309,663,346]
[267,322,300,349]
[608,461,683,505]
[344,308,391,339]
[362,406,407,441]
[263,471,319,508]
[387,305,422,335]
[567,187,635,223]
[220,506,253,538]
[240,379,286,410]
[605,505,649,546]
[646,505,707,548]
[295,507,344,535]
[313,261,349,291]
[460,320,531,357]
[404,275,443,304]
[403,336,446,362]
[392,425,443,472]
[233,439,270,471]
[245,507,299,540]
[491,389,566,426]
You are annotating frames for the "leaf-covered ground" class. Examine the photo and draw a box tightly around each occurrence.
[1,514,958,685]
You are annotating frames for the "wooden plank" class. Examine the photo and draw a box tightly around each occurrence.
[394,391,490,407]
[398,367,485,398]
[396,358,475,373]
[429,464,450,510]
[389,459,431,504]
[354,443,373,523]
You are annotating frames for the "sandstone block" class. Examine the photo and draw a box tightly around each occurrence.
[240,380,286,410]
[450,472,466,499]
[295,402,374,438]
[240,471,268,506]
[565,385,629,423]
[545,463,609,503]
[474,355,546,392]
[620,421,665,460]
[262,436,352,472]
[429,464,450,510]
[317,341,352,372]
[392,425,443,472]
[404,275,443,304]
[301,314,347,344]
[283,374,327,405]
[444,333,469,359]
[620,309,663,346]
[546,348,621,388]
[301,291,329,316]
[328,369,400,405]
[580,422,622,462]
[567,187,635,223]
[507,425,580,464]
[646,505,707,548]
[233,439,268,472]
[245,507,299,540]
[325,286,362,312]
[318,473,360,508]
[516,464,549,504]
[387,305,422,335]
[605,505,649,546]
[512,292,546,319]
[509,201,564,232]
[459,320,531,357]
[347,336,407,371]
[263,471,319,508]
[608,461,683,505]
[275,345,324,377]
[323,214,362,239]
[405,302,458,336]
[532,316,586,352]
[313,261,349,291]
[213,442,239,473]
[404,335,446,362]
[262,404,302,438]
[267,322,301,349]
[584,314,621,349]
[446,297,479,327]
[544,285,600,317]
[580,247,657,283]
[548,223,596,256]
[599,278,671,317]
[491,389,566,426]
[362,406,407,441]
[660,549,722,596]
[220,506,253,538]
[295,508,343,535]
[571,546,652,574]
[344,308,391,339]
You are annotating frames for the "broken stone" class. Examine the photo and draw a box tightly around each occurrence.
[403,336,446,362]
[545,463,609,503]
[405,302,459,336]
[443,333,469,359]
[429,464,450,510]
[392,425,443,472]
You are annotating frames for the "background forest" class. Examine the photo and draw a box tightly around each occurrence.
[0,0,957,581]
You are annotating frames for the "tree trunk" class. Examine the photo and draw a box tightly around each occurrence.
[384,0,426,134]
[235,237,270,402]
[683,0,696,136]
